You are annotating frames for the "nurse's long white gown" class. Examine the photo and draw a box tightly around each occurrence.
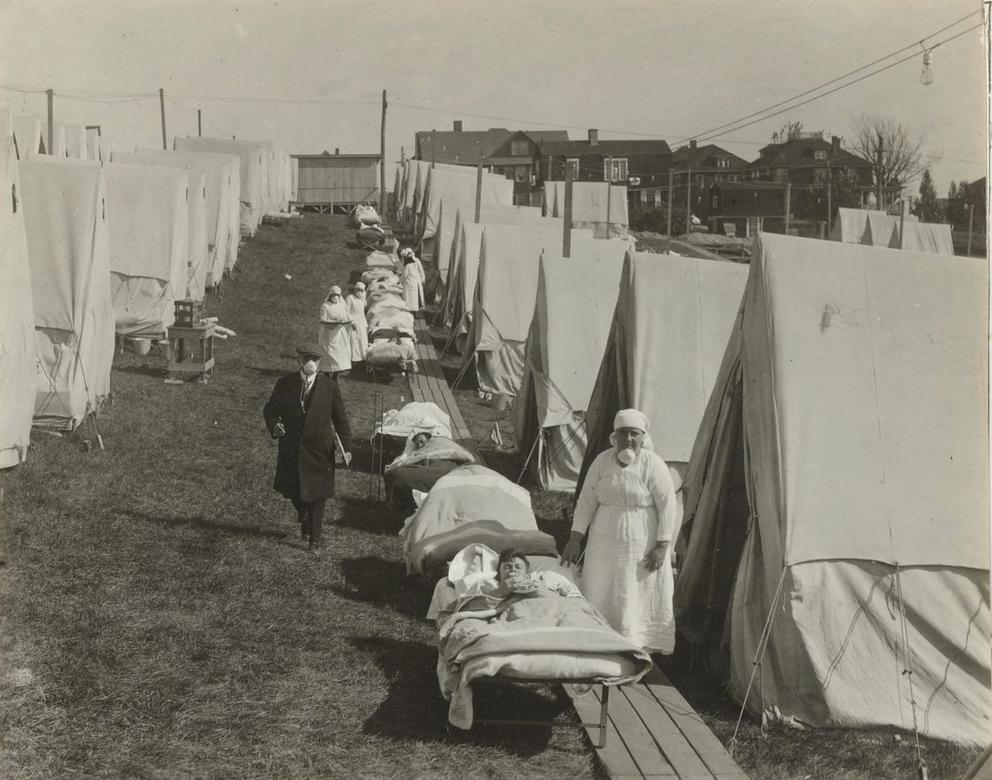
[572,448,677,653]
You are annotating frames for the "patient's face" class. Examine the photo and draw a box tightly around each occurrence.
[498,556,529,581]
[412,433,431,449]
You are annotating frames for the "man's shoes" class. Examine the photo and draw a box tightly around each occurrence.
[300,519,311,541]
[308,543,322,558]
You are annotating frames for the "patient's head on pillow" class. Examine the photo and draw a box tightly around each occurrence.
[497,550,530,582]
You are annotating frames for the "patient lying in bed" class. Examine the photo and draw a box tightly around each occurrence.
[435,545,653,729]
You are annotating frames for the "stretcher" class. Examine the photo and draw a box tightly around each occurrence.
[429,553,653,741]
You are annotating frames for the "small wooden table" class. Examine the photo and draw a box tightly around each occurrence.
[165,324,215,384]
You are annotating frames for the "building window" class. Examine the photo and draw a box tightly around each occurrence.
[566,158,580,180]
[511,140,529,157]
[603,158,628,182]
[814,149,827,160]
[711,194,719,209]
[716,157,731,168]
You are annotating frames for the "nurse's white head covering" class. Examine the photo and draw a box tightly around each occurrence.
[328,285,343,296]
[613,408,649,433]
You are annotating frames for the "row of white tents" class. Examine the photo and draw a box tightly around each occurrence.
[830,206,955,255]
[389,165,988,746]
[0,107,296,467]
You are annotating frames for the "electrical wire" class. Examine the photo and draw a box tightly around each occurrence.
[679,9,981,143]
[693,23,982,144]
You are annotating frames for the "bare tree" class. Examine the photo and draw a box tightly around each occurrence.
[850,115,928,208]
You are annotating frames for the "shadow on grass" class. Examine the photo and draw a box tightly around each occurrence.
[332,556,429,620]
[249,366,287,378]
[350,636,557,755]
[113,364,167,379]
[337,496,402,536]
[343,367,402,387]
[124,509,291,542]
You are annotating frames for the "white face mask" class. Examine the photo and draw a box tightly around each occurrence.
[617,447,636,466]
[301,359,319,376]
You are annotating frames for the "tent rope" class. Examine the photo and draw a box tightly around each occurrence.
[728,563,788,757]
[893,564,927,777]
[516,433,541,484]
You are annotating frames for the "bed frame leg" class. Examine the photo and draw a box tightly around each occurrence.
[598,685,609,747]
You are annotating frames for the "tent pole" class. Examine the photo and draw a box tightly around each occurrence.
[562,164,573,258]
[159,88,167,150]
[46,89,54,155]
[380,89,387,212]
[197,109,202,137]
[474,163,482,224]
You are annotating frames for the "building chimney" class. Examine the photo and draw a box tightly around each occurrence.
[689,139,697,150]
[588,128,599,146]
[831,135,840,155]
[335,148,340,155]
[453,120,463,132]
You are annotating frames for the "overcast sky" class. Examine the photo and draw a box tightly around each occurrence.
[1,0,986,193]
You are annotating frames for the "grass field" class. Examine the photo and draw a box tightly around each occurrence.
[0,214,980,779]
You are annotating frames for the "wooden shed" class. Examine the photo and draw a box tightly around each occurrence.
[291,151,380,213]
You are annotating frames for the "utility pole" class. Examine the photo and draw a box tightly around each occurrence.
[826,159,832,237]
[400,146,405,163]
[784,183,792,235]
[899,196,906,249]
[46,89,53,155]
[605,157,612,238]
[685,168,692,235]
[562,163,574,257]
[967,202,975,255]
[474,163,483,224]
[666,168,674,237]
[159,88,167,150]
[379,89,387,212]
[197,109,202,137]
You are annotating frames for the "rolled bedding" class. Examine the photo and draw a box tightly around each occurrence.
[362,268,400,288]
[400,464,559,575]
[366,250,396,268]
[369,308,415,338]
[367,338,417,369]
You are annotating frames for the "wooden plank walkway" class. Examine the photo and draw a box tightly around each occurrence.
[407,314,479,459]
[566,668,747,780]
[405,313,745,779]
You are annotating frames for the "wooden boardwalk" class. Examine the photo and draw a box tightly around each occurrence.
[405,313,746,780]
[407,314,479,458]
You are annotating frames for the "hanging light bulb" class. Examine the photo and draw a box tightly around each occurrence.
[920,44,934,86]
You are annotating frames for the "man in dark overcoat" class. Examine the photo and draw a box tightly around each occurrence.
[263,344,352,553]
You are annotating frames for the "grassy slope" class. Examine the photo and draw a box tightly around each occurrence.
[0,215,601,779]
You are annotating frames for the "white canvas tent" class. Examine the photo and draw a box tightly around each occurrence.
[126,147,239,286]
[0,107,36,466]
[417,165,514,252]
[64,124,88,160]
[675,232,990,747]
[463,224,604,397]
[49,122,67,158]
[12,115,45,158]
[543,181,629,237]
[899,220,955,255]
[830,207,920,246]
[114,150,211,298]
[175,136,266,235]
[19,157,114,430]
[514,251,626,490]
[578,250,747,489]
[105,162,190,336]
[438,206,561,330]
